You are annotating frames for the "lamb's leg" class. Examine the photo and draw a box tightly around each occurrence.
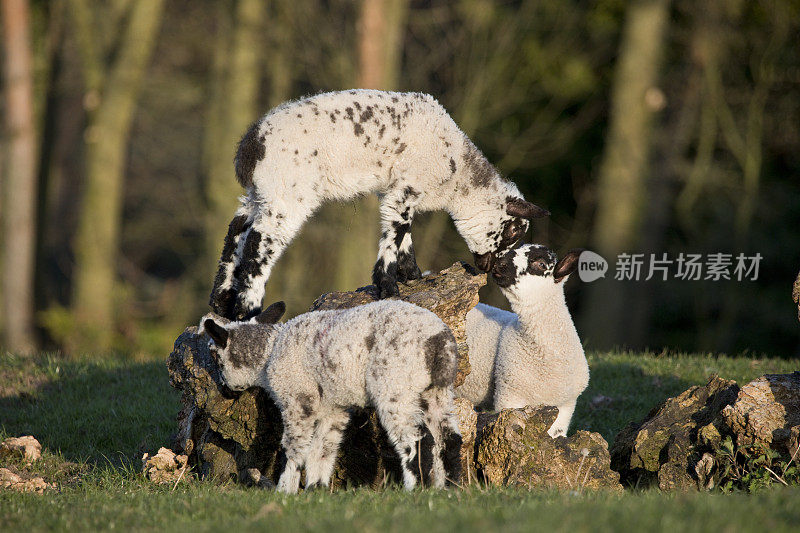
[373,392,430,490]
[209,202,254,318]
[421,386,463,487]
[493,386,528,411]
[230,205,309,320]
[276,393,320,494]
[396,232,423,283]
[373,186,421,298]
[548,400,577,438]
[304,407,350,489]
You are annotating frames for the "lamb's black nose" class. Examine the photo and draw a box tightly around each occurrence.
[473,252,495,272]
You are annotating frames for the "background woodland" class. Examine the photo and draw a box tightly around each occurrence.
[1,0,799,358]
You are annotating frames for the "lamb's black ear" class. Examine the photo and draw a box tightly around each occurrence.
[256,301,286,324]
[204,319,229,348]
[554,249,584,283]
[506,198,549,219]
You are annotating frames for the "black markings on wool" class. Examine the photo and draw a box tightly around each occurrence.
[462,138,498,187]
[425,330,457,387]
[297,393,315,418]
[210,214,251,314]
[235,121,266,188]
[223,325,272,369]
[365,329,376,351]
[442,427,463,484]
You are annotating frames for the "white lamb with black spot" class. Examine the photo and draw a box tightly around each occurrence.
[209,89,549,320]
[199,300,463,494]
[457,245,588,438]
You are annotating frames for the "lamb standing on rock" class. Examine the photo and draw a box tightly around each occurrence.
[199,300,463,493]
[457,245,588,438]
[209,89,549,320]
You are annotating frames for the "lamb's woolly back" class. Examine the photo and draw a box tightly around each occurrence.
[457,245,588,437]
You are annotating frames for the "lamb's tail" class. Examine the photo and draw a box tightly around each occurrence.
[420,386,463,488]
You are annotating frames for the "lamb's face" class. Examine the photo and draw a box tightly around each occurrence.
[199,301,286,391]
[491,244,583,299]
[473,196,549,272]
[491,244,556,289]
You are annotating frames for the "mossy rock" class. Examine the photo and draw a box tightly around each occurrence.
[473,406,621,490]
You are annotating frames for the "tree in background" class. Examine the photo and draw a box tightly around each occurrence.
[582,0,671,349]
[332,0,410,293]
[66,0,165,352]
[1,0,38,353]
[203,0,265,279]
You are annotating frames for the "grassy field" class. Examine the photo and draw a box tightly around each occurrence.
[1,350,799,532]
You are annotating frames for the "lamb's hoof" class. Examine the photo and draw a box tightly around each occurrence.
[209,288,237,319]
[396,251,422,283]
[377,281,400,299]
[396,262,422,283]
[231,302,261,321]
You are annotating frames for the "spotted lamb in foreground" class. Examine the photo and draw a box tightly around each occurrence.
[210,89,548,320]
[457,245,588,438]
[199,300,463,493]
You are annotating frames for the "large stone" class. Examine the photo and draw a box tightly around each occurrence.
[168,262,484,486]
[720,372,800,454]
[611,372,800,491]
[610,376,739,490]
[474,406,621,490]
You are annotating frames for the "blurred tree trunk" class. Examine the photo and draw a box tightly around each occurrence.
[1,0,38,353]
[335,0,408,291]
[582,0,670,349]
[68,0,165,352]
[203,0,265,279]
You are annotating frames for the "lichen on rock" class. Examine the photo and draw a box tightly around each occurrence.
[610,375,739,490]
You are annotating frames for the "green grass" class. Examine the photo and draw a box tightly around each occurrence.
[1,350,799,532]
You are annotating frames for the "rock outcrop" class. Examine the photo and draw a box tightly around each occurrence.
[473,406,621,490]
[720,372,800,455]
[611,372,800,490]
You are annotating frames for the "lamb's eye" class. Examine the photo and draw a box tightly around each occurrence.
[536,260,547,270]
